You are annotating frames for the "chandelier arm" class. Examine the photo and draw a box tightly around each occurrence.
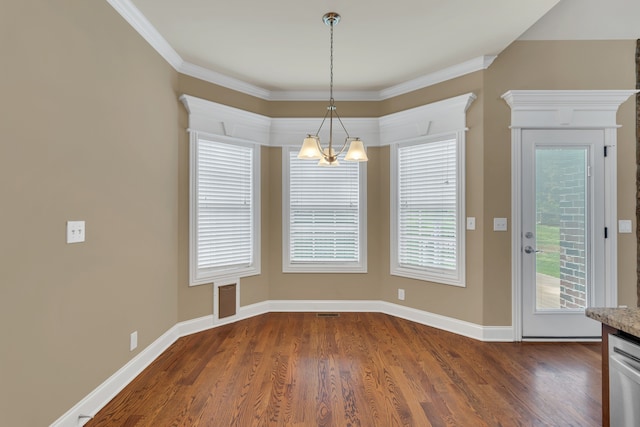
[333,138,350,157]
[330,109,350,156]
[314,109,331,161]
[314,108,331,138]
[314,137,327,160]
[333,108,351,139]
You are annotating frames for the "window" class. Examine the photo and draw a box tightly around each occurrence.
[391,134,465,286]
[283,147,366,272]
[190,135,260,285]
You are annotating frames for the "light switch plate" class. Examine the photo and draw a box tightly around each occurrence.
[618,220,632,233]
[466,217,476,230]
[66,221,85,243]
[493,218,508,232]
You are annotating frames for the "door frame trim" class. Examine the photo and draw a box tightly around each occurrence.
[503,90,637,341]
[510,126,524,341]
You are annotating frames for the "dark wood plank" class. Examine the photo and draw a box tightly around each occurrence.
[601,324,615,427]
[86,313,601,426]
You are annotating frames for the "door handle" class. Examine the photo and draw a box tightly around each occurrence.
[524,246,542,254]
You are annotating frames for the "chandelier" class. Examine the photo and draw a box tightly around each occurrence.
[297,12,368,166]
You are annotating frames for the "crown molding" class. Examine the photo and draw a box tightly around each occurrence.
[268,89,382,102]
[180,62,273,100]
[105,0,183,69]
[107,0,496,101]
[180,56,494,102]
[378,55,497,100]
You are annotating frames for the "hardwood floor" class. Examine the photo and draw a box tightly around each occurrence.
[86,312,601,426]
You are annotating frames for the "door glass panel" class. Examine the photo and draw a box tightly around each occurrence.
[535,148,588,311]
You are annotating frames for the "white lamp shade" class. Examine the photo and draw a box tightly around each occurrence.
[344,138,368,161]
[298,136,322,159]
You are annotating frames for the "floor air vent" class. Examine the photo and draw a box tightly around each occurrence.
[316,313,340,317]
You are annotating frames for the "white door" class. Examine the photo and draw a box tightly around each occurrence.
[521,129,605,338]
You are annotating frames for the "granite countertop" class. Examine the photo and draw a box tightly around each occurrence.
[586,307,640,338]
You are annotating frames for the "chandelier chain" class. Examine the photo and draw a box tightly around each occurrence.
[329,17,334,105]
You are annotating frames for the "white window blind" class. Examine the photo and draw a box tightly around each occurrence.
[191,137,259,284]
[284,149,366,272]
[393,137,464,285]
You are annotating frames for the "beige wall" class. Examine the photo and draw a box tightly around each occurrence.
[0,2,180,426]
[2,3,638,424]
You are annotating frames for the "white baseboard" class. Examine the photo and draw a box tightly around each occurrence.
[265,300,513,341]
[238,300,270,318]
[268,299,380,312]
[50,325,181,427]
[51,300,513,426]
[176,314,215,336]
[379,302,514,342]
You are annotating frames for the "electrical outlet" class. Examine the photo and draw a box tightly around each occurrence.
[130,331,138,351]
[493,217,508,232]
[66,221,85,243]
[618,220,632,233]
[398,288,405,301]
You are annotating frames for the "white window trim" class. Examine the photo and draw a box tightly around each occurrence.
[282,146,367,273]
[188,131,261,286]
[390,131,466,286]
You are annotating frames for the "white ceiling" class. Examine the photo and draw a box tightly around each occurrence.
[121,0,640,97]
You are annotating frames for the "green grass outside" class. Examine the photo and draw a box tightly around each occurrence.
[535,224,560,278]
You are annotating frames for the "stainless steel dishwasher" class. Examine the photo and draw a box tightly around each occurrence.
[609,334,640,426]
